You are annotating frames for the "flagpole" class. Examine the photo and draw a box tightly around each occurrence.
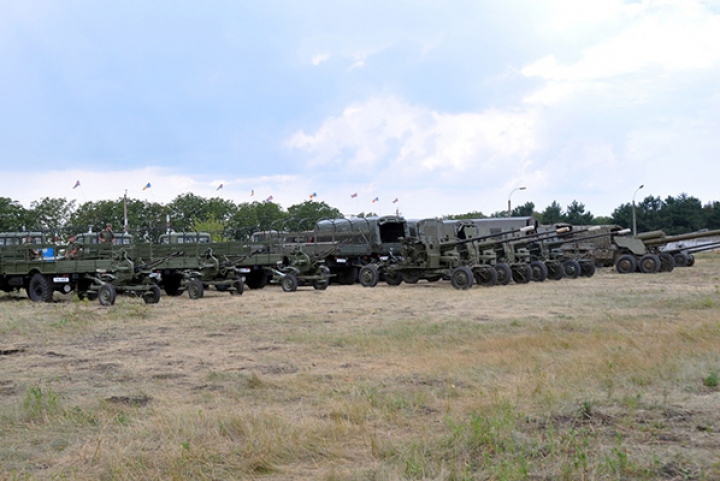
[123,190,129,233]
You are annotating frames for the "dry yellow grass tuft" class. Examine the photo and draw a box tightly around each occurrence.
[2,254,720,479]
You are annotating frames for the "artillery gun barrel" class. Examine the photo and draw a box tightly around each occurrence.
[642,228,720,247]
[558,227,632,245]
[680,241,720,254]
[220,247,266,267]
[453,225,536,247]
[135,250,185,272]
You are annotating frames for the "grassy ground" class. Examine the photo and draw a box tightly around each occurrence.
[1,254,720,480]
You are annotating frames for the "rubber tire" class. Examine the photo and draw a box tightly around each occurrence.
[230,279,244,296]
[687,254,695,267]
[245,269,269,290]
[494,263,512,286]
[529,261,548,282]
[473,266,497,286]
[402,272,421,284]
[562,260,581,279]
[27,273,53,303]
[673,252,690,267]
[580,261,596,278]
[163,275,183,296]
[384,272,403,286]
[546,262,564,281]
[187,279,204,299]
[659,253,675,273]
[615,254,637,274]
[98,284,117,306]
[143,285,161,304]
[511,264,533,284]
[450,266,474,290]
[639,254,661,274]
[281,273,298,292]
[359,265,380,287]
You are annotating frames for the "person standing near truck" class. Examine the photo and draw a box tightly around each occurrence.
[99,223,115,244]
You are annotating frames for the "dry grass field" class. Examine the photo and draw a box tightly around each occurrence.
[2,254,720,480]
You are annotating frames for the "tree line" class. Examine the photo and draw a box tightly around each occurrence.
[1,192,719,240]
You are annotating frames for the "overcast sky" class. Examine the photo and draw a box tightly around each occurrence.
[2,0,720,219]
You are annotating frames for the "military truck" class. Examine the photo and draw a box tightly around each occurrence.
[0,233,166,305]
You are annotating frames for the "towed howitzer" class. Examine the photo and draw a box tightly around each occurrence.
[263,242,344,292]
[612,227,720,273]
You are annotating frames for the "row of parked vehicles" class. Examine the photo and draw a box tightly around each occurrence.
[1,216,718,305]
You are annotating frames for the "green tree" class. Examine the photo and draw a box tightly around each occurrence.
[565,200,593,226]
[444,211,487,220]
[69,199,125,237]
[511,201,536,218]
[286,201,343,231]
[540,201,563,225]
[660,193,705,234]
[0,197,30,231]
[27,197,76,232]
[705,201,720,230]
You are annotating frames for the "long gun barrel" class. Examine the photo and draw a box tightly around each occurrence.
[135,250,185,272]
[221,247,267,267]
[641,228,720,247]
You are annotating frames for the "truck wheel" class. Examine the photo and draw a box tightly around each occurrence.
[97,284,117,306]
[281,273,298,292]
[639,254,661,274]
[143,285,161,304]
[615,254,637,274]
[530,261,548,282]
[494,263,512,286]
[187,279,204,299]
[27,273,53,303]
[245,269,269,289]
[562,260,581,279]
[358,265,379,287]
[451,266,474,290]
[335,267,357,285]
[164,275,183,296]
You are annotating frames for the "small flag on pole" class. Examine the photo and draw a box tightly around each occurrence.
[143,182,151,191]
[372,197,379,203]
[309,192,317,199]
[72,180,81,189]
[251,189,254,196]
[393,198,399,204]
[265,195,274,202]
[216,183,224,191]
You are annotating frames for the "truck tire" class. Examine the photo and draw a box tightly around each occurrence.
[358,265,380,287]
[27,273,53,303]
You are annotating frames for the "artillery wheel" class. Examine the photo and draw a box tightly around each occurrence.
[659,253,675,273]
[143,285,161,304]
[230,278,244,296]
[187,279,204,299]
[687,254,696,267]
[546,262,564,281]
[281,273,298,292]
[562,260,581,279]
[615,254,637,274]
[494,263,512,286]
[358,265,380,287]
[673,252,690,267]
[27,273,53,303]
[335,267,357,285]
[639,254,661,274]
[402,272,421,284]
[384,272,403,286]
[245,269,269,290]
[529,261,548,282]
[580,261,596,278]
[450,266,474,290]
[511,264,533,284]
[163,275,183,296]
[473,266,497,286]
[97,284,117,306]
[313,278,329,290]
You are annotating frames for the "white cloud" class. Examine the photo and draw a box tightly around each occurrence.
[311,53,331,66]
[522,0,720,105]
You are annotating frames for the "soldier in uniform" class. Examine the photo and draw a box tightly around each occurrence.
[99,223,115,244]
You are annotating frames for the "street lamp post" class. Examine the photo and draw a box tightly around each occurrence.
[508,186,526,217]
[632,184,644,236]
